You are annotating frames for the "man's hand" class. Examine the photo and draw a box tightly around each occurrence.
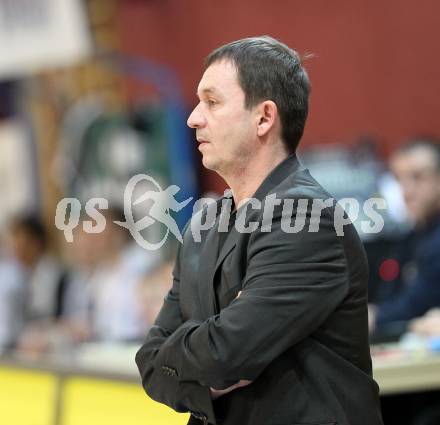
[210,380,253,400]
[410,308,440,336]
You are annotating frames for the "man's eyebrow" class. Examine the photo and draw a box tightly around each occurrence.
[197,87,221,97]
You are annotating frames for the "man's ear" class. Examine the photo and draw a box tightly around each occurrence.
[256,101,277,137]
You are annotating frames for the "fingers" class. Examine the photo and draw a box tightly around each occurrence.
[210,379,253,399]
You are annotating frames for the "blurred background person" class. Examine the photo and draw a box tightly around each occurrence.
[0,214,67,353]
[55,215,106,346]
[369,139,440,336]
[0,247,26,353]
[137,261,174,326]
[68,207,161,342]
[9,214,67,321]
[22,207,163,355]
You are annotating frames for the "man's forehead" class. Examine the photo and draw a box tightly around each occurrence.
[392,148,438,173]
[196,60,240,96]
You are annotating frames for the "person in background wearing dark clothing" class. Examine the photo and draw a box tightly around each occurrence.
[0,214,67,353]
[369,139,440,333]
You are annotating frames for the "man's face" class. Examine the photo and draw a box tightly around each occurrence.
[390,147,440,224]
[187,60,258,175]
[8,229,42,267]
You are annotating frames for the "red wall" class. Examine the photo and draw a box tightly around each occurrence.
[116,0,440,187]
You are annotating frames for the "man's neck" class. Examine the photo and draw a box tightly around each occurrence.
[223,148,289,207]
[416,207,440,231]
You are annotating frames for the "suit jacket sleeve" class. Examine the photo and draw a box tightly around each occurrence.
[153,204,349,388]
[135,241,216,423]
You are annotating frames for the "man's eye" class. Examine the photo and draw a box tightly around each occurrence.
[207,99,217,106]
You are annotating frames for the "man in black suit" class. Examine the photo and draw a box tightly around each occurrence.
[136,36,383,425]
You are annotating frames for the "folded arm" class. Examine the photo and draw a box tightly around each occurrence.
[135,243,216,423]
[154,208,349,388]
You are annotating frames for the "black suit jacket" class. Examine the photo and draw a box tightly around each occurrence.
[136,155,383,425]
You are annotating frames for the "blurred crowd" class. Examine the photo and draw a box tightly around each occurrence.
[0,207,171,358]
[0,138,439,361]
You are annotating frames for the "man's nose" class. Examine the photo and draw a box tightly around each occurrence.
[187,103,206,129]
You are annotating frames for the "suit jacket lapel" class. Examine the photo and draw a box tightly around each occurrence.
[197,202,222,318]
[214,193,238,271]
[214,232,237,272]
[214,155,301,277]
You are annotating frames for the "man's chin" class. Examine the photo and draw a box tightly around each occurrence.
[414,208,440,226]
[201,155,219,172]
